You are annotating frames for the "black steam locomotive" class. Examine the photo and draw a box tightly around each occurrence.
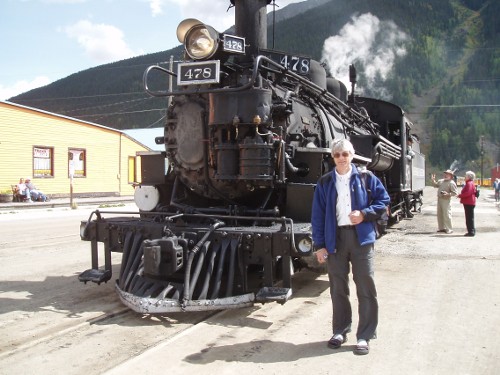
[79,0,424,313]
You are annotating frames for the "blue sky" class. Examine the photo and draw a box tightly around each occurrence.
[1,0,303,100]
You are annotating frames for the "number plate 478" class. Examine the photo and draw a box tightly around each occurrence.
[177,61,220,86]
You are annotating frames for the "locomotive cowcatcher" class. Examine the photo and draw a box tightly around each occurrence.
[79,0,424,313]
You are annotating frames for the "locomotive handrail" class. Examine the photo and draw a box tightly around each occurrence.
[85,209,288,223]
[143,63,257,97]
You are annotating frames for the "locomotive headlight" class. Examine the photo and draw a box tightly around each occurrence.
[80,222,88,240]
[297,236,313,254]
[184,24,220,60]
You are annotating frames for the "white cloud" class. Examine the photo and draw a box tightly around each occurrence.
[0,76,51,101]
[321,13,408,99]
[63,20,142,63]
[148,0,165,16]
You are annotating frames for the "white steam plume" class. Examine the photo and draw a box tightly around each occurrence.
[321,13,408,99]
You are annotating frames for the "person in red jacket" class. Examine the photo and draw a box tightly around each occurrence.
[457,170,477,237]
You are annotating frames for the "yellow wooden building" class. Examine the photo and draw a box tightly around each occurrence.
[0,100,151,198]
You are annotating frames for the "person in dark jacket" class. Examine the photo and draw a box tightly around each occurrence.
[457,170,476,237]
[311,139,390,356]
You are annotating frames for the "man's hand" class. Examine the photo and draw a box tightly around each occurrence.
[349,210,364,225]
[315,248,328,264]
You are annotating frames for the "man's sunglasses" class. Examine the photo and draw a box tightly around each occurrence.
[333,151,350,158]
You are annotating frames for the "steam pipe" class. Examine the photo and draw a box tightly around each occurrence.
[188,242,207,299]
[198,247,218,299]
[210,240,229,299]
[313,99,338,140]
[119,232,142,290]
[279,139,286,182]
[119,231,134,283]
[183,220,225,305]
[225,240,238,297]
[123,233,144,291]
[285,153,309,175]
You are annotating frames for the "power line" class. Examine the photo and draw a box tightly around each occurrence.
[62,96,152,115]
[18,91,148,102]
[145,114,167,128]
[77,108,164,118]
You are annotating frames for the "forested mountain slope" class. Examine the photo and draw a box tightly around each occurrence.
[9,0,500,174]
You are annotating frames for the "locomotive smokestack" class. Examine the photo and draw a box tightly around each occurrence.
[232,0,269,58]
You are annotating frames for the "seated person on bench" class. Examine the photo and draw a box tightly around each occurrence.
[16,178,32,202]
[25,178,49,202]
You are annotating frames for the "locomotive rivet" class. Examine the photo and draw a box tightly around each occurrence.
[256,234,261,238]
[246,234,252,239]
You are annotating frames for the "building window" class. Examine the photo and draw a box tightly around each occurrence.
[33,146,54,177]
[68,148,86,177]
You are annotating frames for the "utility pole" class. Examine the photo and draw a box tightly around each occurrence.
[168,55,173,108]
[480,136,484,186]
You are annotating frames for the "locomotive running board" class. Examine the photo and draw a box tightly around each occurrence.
[256,287,292,304]
[115,283,255,313]
[79,268,112,285]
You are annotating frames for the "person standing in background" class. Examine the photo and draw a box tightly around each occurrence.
[431,170,458,234]
[494,178,500,203]
[457,171,476,237]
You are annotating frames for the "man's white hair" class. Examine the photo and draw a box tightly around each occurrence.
[331,138,355,155]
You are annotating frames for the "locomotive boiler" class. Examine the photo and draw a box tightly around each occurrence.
[79,0,424,313]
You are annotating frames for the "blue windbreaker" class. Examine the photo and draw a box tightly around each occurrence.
[311,164,390,253]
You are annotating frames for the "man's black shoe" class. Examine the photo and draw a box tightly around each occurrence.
[328,334,348,349]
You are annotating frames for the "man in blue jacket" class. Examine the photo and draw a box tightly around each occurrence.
[311,139,390,355]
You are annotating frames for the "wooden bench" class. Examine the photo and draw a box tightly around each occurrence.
[11,185,30,202]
